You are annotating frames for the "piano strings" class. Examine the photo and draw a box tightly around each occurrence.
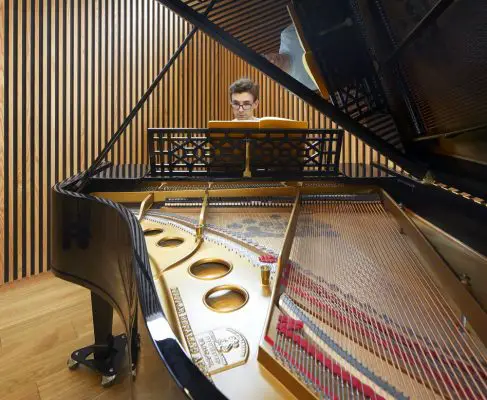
[271,198,487,399]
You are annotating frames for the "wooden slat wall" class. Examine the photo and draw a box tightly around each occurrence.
[0,1,388,284]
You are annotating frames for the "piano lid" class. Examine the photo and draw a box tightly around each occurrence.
[156,0,487,195]
[185,0,291,55]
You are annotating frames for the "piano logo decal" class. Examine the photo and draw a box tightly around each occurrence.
[195,328,249,375]
[171,287,249,376]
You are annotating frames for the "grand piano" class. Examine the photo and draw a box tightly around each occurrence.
[51,0,487,398]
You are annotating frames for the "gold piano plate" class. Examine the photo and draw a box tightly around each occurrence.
[189,258,233,280]
[203,285,249,313]
[116,182,487,399]
[143,227,164,236]
[156,236,185,248]
[195,328,249,375]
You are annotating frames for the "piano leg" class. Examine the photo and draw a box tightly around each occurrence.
[92,291,114,354]
[67,292,129,388]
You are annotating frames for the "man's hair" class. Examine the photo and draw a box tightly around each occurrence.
[229,78,259,101]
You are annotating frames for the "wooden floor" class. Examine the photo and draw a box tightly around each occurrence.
[0,272,129,400]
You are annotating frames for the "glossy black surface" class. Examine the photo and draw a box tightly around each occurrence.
[382,178,487,258]
[51,174,226,399]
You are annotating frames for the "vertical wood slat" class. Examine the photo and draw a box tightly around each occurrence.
[24,0,31,278]
[0,0,391,284]
[0,0,4,282]
[17,0,23,281]
[112,0,118,164]
[7,0,14,283]
[41,0,47,276]
[30,0,37,277]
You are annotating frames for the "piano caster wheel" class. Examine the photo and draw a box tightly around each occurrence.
[67,357,79,370]
[101,374,116,388]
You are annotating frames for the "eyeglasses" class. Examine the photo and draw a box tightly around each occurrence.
[230,102,254,110]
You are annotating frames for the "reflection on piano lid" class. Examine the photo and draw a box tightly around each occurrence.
[157,0,487,197]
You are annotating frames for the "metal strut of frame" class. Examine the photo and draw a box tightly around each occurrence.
[148,128,344,179]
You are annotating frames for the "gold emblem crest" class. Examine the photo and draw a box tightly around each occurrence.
[195,328,249,375]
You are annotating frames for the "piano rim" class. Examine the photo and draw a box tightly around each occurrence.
[51,175,228,400]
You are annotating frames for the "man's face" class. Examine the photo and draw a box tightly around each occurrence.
[231,92,259,120]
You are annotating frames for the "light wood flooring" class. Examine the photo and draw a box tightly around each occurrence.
[0,272,130,400]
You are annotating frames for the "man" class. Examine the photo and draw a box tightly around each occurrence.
[229,78,260,121]
[265,24,318,92]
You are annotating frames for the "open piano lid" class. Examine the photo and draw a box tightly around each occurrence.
[155,0,487,197]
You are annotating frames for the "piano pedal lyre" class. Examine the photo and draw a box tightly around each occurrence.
[66,333,129,388]
[66,293,134,388]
